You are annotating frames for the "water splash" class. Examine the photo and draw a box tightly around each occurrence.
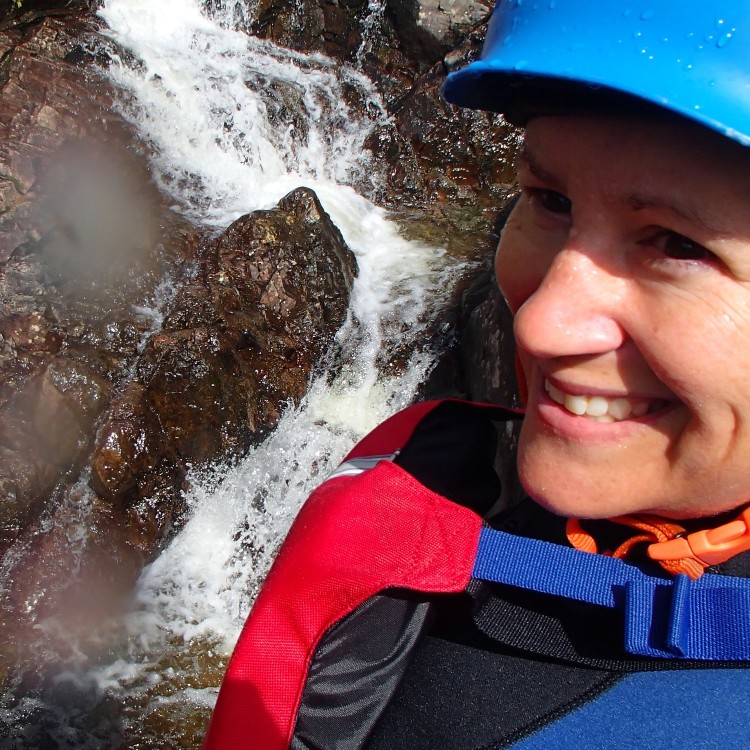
[356,0,387,66]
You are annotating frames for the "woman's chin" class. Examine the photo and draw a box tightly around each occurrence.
[517,458,650,520]
[521,486,610,519]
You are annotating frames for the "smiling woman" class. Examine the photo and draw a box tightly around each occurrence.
[501,115,750,521]
[204,2,750,749]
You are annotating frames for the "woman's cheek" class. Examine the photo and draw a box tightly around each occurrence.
[496,208,547,314]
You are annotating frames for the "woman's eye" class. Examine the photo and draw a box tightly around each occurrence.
[531,189,572,215]
[660,232,714,262]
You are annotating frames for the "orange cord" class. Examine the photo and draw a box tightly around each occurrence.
[565,515,709,579]
[565,518,598,554]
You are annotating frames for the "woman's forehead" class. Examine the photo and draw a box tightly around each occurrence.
[521,114,750,225]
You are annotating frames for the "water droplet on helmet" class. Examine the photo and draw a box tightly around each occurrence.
[514,60,528,70]
[548,0,556,8]
[716,33,733,48]
[640,9,655,20]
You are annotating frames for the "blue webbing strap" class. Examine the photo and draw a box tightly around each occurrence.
[472,526,750,661]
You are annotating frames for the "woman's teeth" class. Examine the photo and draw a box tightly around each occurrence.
[545,379,654,422]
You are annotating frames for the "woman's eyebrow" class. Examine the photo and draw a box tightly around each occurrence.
[519,143,730,236]
[515,144,558,183]
[626,193,729,237]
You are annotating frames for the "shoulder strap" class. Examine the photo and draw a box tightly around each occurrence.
[340,397,521,463]
[474,526,750,661]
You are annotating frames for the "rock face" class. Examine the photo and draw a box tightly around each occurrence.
[0,0,95,26]
[0,14,200,562]
[245,0,518,215]
[246,0,492,80]
[388,0,493,63]
[88,186,356,533]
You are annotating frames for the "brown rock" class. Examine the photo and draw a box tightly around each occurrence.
[388,0,493,63]
[0,357,110,549]
[249,0,365,58]
[0,1,95,27]
[90,382,163,502]
[88,187,354,571]
[1,184,358,688]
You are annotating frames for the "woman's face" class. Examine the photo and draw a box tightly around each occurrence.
[497,114,750,520]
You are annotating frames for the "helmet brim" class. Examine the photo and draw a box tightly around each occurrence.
[443,65,676,126]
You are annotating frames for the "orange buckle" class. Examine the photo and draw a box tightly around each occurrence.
[648,506,750,568]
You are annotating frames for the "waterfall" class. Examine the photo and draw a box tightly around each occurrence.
[98,0,391,223]
[0,1,467,747]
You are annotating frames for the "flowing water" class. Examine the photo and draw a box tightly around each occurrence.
[1,1,469,747]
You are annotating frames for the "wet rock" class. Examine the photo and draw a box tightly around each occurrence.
[152,186,356,448]
[246,0,423,107]
[0,25,180,272]
[81,192,344,562]
[0,12,201,682]
[247,0,368,59]
[245,0,495,105]
[0,14,203,561]
[90,382,165,502]
[368,16,521,211]
[1,185,358,687]
[214,1,519,224]
[0,357,111,548]
[388,0,493,63]
[0,1,96,28]
[461,269,519,408]
[370,65,520,211]
[5,485,145,691]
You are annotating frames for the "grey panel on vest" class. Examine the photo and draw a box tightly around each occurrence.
[291,590,434,750]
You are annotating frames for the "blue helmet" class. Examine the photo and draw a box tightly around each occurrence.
[443,0,750,146]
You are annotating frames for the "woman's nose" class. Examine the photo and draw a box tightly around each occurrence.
[513,245,626,360]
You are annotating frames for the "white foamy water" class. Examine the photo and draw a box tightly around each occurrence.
[99,0,390,225]
[1,1,467,747]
